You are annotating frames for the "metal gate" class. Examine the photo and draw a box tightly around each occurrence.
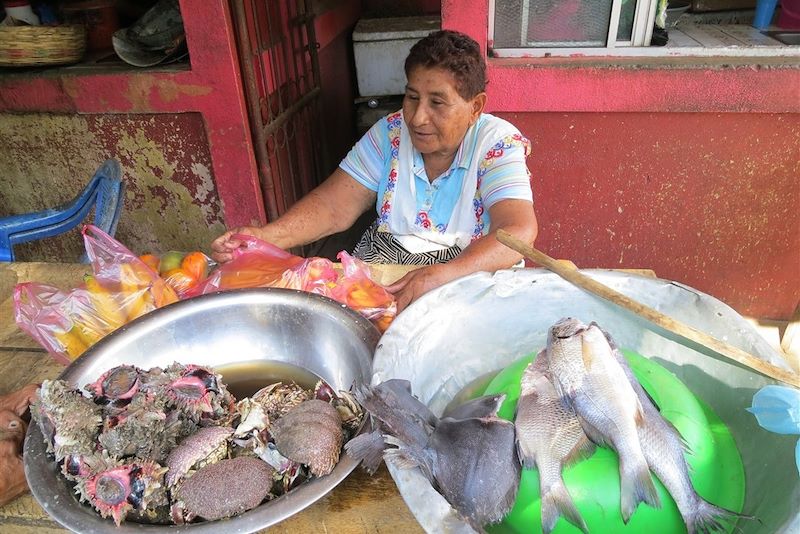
[232,0,327,230]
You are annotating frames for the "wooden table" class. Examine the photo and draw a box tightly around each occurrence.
[0,262,424,534]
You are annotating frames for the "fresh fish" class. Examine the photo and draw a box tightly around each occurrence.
[516,350,593,534]
[598,325,746,534]
[546,317,661,522]
[348,381,520,530]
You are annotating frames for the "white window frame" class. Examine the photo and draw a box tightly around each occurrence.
[489,0,800,58]
[503,0,657,50]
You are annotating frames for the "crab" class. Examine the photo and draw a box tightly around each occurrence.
[171,456,274,523]
[74,457,168,526]
[163,425,233,489]
[31,380,103,462]
[271,399,343,477]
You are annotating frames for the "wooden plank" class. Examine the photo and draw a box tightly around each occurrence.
[0,350,64,394]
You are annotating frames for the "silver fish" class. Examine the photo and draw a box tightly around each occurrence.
[598,326,745,534]
[348,381,520,530]
[547,317,661,522]
[516,350,593,534]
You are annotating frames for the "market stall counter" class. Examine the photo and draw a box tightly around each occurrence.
[0,261,424,534]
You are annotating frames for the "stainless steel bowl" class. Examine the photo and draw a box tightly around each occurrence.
[24,288,381,534]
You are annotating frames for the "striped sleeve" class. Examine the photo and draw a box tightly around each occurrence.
[479,135,534,208]
[339,118,389,192]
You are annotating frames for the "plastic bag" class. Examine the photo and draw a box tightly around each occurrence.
[137,250,213,298]
[13,225,180,364]
[332,251,397,332]
[82,225,180,321]
[747,385,800,475]
[186,235,338,297]
[14,283,88,364]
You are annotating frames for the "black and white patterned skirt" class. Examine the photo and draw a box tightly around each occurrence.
[352,219,463,266]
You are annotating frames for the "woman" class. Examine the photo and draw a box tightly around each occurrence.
[211,30,538,312]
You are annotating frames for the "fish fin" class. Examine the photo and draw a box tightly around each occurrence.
[383,447,420,470]
[446,393,506,420]
[515,440,536,469]
[688,500,756,534]
[580,335,595,370]
[563,434,596,465]
[382,435,432,475]
[540,479,589,534]
[619,457,661,522]
[344,430,385,474]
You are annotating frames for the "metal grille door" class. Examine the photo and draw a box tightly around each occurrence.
[233,0,326,224]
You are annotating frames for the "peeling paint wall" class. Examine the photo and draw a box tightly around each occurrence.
[0,113,226,261]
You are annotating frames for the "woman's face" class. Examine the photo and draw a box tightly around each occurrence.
[402,66,486,160]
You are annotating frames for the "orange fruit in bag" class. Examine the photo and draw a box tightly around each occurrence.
[138,254,161,272]
[181,251,210,281]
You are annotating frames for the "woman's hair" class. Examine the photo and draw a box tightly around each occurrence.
[404,30,486,100]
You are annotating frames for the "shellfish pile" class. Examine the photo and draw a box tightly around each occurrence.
[31,362,364,526]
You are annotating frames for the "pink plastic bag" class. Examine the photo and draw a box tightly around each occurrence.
[14,283,98,364]
[186,235,338,297]
[13,225,181,364]
[331,251,397,332]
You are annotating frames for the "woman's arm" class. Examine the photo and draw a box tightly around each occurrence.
[211,168,377,262]
[385,198,538,312]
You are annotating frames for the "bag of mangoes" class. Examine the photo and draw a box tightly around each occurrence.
[137,249,213,298]
[13,225,181,363]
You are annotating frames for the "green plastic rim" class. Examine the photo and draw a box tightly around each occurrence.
[482,349,745,534]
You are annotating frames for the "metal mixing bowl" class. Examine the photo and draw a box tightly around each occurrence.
[24,288,381,533]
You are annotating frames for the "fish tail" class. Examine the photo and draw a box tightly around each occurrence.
[619,457,661,522]
[344,430,385,474]
[540,479,589,534]
[688,499,755,534]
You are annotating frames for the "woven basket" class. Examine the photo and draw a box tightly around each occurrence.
[0,25,86,67]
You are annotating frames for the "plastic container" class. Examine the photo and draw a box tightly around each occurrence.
[753,0,779,29]
[61,0,120,52]
[352,16,440,97]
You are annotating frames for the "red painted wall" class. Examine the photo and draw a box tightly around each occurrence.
[443,0,800,319]
[508,111,799,319]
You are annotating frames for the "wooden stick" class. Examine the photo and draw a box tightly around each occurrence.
[496,229,800,388]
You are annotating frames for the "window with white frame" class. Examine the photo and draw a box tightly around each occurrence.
[489,0,800,57]
[492,0,657,51]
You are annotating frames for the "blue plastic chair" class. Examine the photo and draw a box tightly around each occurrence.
[0,159,125,262]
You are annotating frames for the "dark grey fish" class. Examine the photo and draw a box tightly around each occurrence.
[348,381,520,530]
[597,324,747,534]
[547,317,661,522]
[515,350,593,534]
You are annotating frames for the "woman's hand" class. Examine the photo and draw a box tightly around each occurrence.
[384,264,454,313]
[210,226,267,263]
